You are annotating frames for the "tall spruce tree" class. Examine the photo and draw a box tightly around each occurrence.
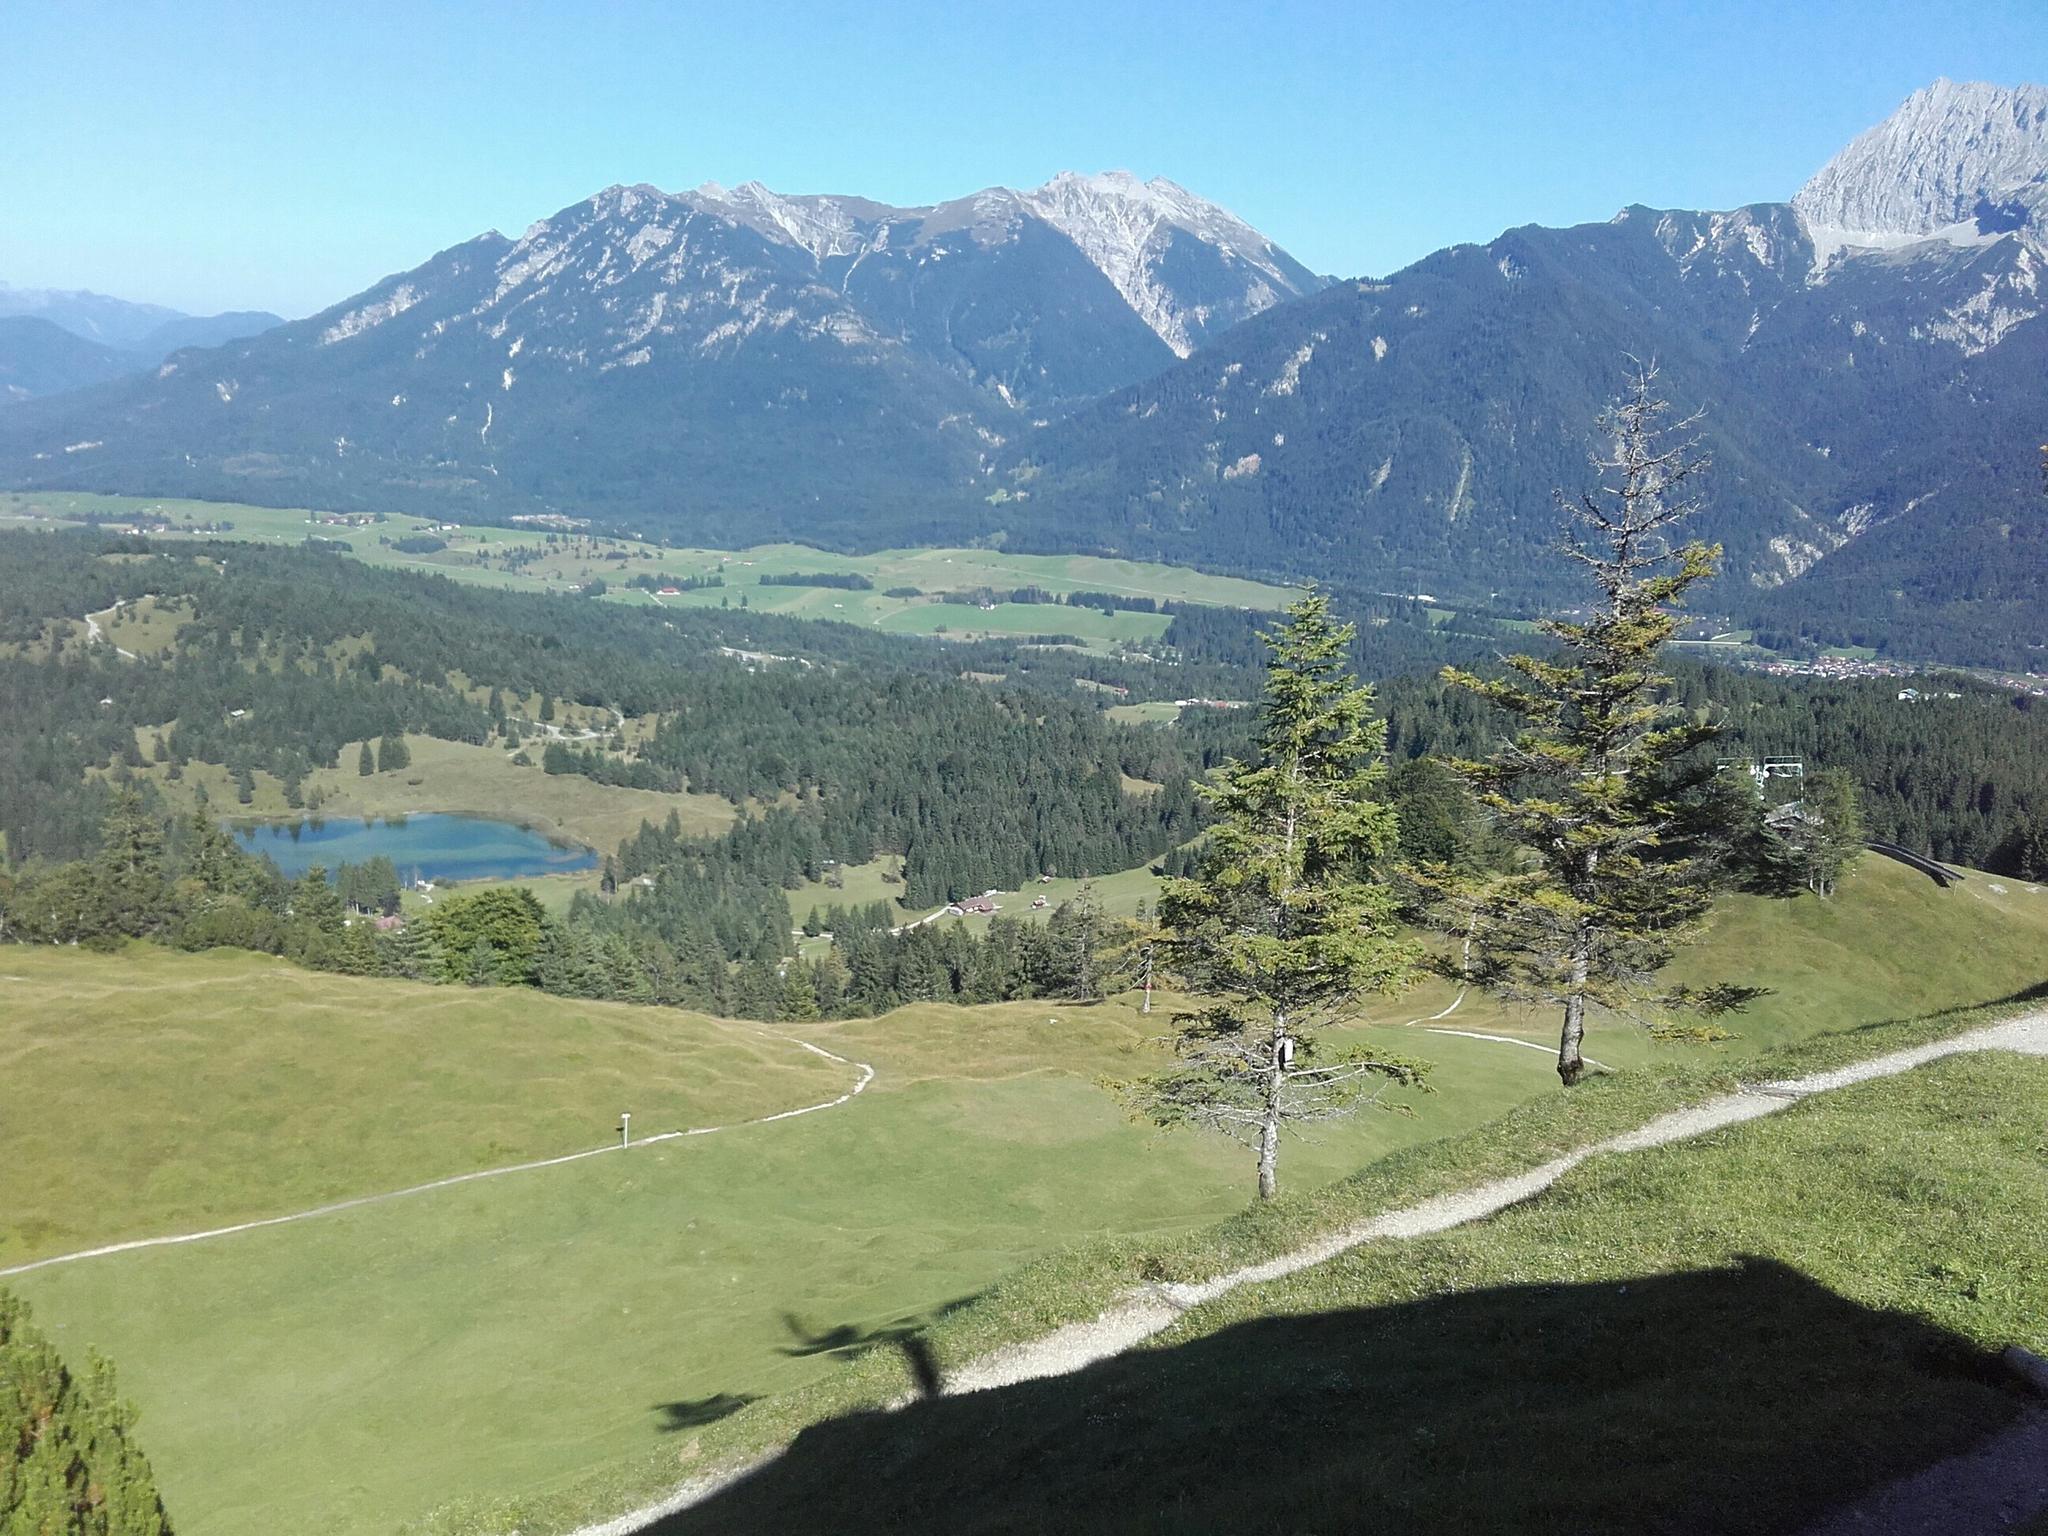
[1777,769,1865,898]
[93,789,167,942]
[1133,592,1420,1200]
[1,1290,174,1534]
[1043,879,1110,1000]
[1433,368,1754,1084]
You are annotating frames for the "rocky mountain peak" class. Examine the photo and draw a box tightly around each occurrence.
[497,171,1323,362]
[1793,78,2048,242]
[1020,170,1322,356]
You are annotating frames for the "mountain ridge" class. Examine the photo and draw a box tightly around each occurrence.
[1,87,2042,663]
[649,169,1325,356]
[1794,77,2048,250]
[0,170,1322,536]
[983,81,2048,664]
[0,280,282,352]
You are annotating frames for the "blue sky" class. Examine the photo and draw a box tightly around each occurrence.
[5,0,2044,317]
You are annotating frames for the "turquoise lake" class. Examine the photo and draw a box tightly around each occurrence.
[230,814,597,883]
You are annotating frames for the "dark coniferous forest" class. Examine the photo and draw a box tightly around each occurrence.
[4,527,2046,1028]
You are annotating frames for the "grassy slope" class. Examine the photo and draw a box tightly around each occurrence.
[416,858,2048,1535]
[1383,853,2048,1072]
[0,946,847,1265]
[6,858,2044,1534]
[643,1054,2048,1535]
[3,967,1547,1536]
[792,854,2048,1072]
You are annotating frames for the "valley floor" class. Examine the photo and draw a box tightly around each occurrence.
[1,491,1299,659]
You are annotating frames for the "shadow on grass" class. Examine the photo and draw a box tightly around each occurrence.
[650,1258,2028,1536]
[654,1393,758,1432]
[780,1306,973,1401]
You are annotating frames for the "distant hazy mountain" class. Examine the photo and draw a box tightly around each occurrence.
[0,317,139,402]
[0,284,282,403]
[133,310,285,358]
[998,80,2048,665]
[0,282,185,349]
[0,174,1322,534]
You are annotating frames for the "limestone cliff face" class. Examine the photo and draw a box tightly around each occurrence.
[1793,78,2048,240]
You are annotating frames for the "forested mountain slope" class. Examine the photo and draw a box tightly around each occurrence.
[0,316,139,401]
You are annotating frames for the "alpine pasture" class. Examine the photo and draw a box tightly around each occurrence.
[5,855,2046,1532]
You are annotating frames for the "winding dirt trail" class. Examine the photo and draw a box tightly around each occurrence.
[1388,925,1595,1067]
[0,1033,874,1282]
[1395,975,1610,1072]
[82,599,139,659]
[949,1012,2048,1392]
[576,1010,2048,1536]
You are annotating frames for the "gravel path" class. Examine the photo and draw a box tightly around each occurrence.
[0,1032,874,1281]
[953,1012,2047,1393]
[578,1009,2048,1534]
[1419,1022,1610,1070]
[82,599,140,659]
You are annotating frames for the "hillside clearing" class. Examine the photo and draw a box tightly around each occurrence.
[115,732,735,854]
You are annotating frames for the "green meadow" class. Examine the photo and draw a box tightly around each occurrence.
[784,853,1168,930]
[0,946,847,1266]
[4,854,2044,1532]
[3,952,1545,1535]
